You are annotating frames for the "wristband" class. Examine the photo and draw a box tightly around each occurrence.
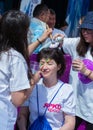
[87,70,92,77]
[37,38,42,44]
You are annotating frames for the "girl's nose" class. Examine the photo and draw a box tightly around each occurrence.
[41,64,48,71]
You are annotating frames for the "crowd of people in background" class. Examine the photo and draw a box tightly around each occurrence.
[0,1,93,130]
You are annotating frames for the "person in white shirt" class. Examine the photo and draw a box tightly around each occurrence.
[51,11,93,130]
[17,48,75,130]
[0,10,37,130]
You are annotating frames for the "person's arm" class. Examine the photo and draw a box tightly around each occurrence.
[11,69,42,107]
[17,106,29,130]
[28,28,52,55]
[11,83,34,107]
[81,68,93,80]
[59,113,75,130]
[11,71,41,107]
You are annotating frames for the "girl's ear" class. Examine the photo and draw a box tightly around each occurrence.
[57,64,61,71]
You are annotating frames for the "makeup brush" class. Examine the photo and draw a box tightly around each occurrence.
[46,24,55,44]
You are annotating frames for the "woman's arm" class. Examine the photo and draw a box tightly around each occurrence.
[82,68,93,80]
[11,86,33,107]
[11,72,41,107]
[28,28,52,55]
[59,113,75,130]
[17,106,29,130]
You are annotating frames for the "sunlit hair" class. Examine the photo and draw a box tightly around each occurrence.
[37,48,66,77]
[76,31,93,57]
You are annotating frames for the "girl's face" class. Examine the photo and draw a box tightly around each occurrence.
[81,28,93,45]
[39,58,60,79]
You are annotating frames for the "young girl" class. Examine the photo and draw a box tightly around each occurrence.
[0,10,35,130]
[17,48,75,130]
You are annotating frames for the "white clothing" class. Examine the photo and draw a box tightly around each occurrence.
[49,28,67,49]
[0,48,30,130]
[63,37,93,123]
[52,28,67,37]
[23,79,75,130]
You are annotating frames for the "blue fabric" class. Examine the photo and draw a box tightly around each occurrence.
[29,116,52,130]
[0,1,5,15]
[65,0,90,37]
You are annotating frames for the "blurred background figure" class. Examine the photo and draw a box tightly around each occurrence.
[27,4,53,74]
[28,4,52,54]
[47,8,67,37]
[60,21,68,35]
[20,0,42,18]
[65,0,90,37]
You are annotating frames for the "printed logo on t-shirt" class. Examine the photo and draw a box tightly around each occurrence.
[43,103,61,112]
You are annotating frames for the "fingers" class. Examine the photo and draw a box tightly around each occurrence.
[40,28,52,42]
[72,59,85,71]
[33,70,42,84]
[46,28,52,35]
[53,33,64,39]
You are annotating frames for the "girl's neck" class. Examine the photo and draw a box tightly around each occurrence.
[43,78,58,88]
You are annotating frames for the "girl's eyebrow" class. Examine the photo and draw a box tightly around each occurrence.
[40,58,51,63]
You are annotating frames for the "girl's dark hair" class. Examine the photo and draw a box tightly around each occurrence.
[0,10,32,78]
[37,48,66,77]
[76,31,93,57]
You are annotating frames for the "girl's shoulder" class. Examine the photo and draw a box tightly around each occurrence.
[8,48,26,63]
[58,80,74,93]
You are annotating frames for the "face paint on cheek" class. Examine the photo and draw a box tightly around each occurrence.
[38,64,44,77]
[39,63,44,69]
[39,58,51,71]
[40,65,44,70]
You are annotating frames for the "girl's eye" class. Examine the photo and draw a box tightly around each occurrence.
[48,63,53,65]
[47,61,54,65]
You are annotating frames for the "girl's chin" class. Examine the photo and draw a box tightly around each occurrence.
[42,75,50,79]
[85,39,91,43]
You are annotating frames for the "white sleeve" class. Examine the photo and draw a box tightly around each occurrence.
[62,84,76,116]
[10,57,30,92]
[62,37,80,57]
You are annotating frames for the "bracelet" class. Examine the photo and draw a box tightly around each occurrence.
[37,38,42,44]
[86,70,92,77]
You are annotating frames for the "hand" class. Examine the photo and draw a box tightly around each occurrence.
[33,70,42,84]
[39,28,52,42]
[53,33,65,40]
[72,59,86,73]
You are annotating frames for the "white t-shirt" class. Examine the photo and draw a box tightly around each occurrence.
[23,79,75,130]
[0,48,30,130]
[52,28,67,37]
[63,37,93,123]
